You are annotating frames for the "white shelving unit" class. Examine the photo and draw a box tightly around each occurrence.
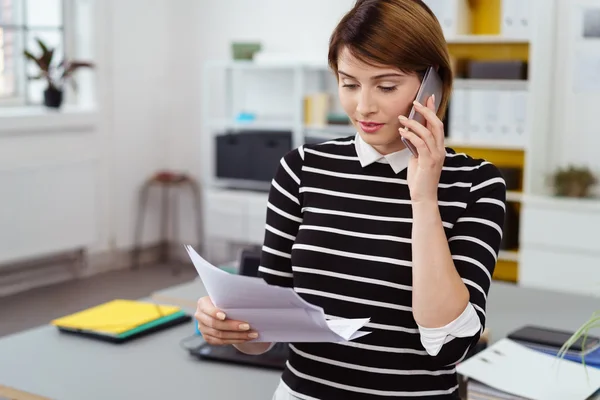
[199,0,600,293]
[446,35,529,44]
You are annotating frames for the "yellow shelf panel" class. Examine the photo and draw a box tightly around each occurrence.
[449,147,525,169]
[469,0,502,35]
[493,259,518,283]
[448,43,529,62]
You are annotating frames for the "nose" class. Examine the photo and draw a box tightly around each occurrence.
[356,88,377,117]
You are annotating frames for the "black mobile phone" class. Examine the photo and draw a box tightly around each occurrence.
[401,66,443,157]
[507,325,600,353]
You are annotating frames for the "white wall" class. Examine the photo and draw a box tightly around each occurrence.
[0,0,358,277]
[0,0,180,278]
[169,0,357,246]
[549,0,600,180]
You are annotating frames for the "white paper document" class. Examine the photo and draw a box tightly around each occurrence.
[457,338,600,400]
[185,245,371,343]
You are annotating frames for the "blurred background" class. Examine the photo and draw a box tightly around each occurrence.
[0,0,599,377]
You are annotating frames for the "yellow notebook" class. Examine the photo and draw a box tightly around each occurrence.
[50,299,181,335]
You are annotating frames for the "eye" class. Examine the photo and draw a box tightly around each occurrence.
[379,86,397,93]
[342,84,358,90]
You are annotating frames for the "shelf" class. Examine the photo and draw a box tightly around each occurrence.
[522,194,600,213]
[445,140,526,151]
[304,124,356,136]
[506,191,523,203]
[453,79,529,91]
[493,259,518,283]
[446,35,529,44]
[499,250,519,262]
[208,119,294,131]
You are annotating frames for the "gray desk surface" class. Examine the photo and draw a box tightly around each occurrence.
[1,279,598,400]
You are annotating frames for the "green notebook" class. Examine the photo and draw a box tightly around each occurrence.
[117,310,188,339]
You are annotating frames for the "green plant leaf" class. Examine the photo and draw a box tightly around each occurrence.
[557,312,600,382]
[23,50,45,71]
[61,61,94,79]
[35,37,49,54]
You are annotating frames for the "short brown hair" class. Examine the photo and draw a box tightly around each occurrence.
[328,0,453,119]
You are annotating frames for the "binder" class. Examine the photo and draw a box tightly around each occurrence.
[50,299,191,343]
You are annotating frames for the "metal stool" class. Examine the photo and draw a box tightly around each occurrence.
[131,170,203,274]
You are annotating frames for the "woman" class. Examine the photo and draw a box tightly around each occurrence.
[195,0,506,398]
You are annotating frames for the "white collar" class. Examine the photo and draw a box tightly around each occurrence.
[353,133,412,174]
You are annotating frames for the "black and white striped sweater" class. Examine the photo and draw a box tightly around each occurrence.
[258,134,506,399]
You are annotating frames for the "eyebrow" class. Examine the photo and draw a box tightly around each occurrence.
[338,70,406,80]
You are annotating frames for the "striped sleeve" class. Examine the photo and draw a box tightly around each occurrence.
[257,147,304,288]
[432,162,506,365]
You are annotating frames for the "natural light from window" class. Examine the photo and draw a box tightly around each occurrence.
[0,0,64,106]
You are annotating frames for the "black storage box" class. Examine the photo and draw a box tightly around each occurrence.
[215,130,292,182]
[500,202,520,250]
[467,60,528,80]
[216,133,254,180]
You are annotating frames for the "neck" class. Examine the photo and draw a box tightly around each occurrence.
[372,137,407,155]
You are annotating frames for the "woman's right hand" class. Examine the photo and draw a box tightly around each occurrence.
[195,296,259,345]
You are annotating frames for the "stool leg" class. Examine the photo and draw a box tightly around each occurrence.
[132,182,151,269]
[172,187,181,275]
[190,180,203,256]
[159,184,170,264]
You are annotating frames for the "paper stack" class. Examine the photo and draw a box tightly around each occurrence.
[185,245,371,343]
[457,338,600,400]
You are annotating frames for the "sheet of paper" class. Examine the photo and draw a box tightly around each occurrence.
[457,338,600,400]
[326,318,371,341]
[185,245,371,343]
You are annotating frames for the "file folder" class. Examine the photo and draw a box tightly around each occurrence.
[50,299,191,343]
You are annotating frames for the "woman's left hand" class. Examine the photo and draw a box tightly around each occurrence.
[398,95,446,204]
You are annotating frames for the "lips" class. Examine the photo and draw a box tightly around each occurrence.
[358,121,384,134]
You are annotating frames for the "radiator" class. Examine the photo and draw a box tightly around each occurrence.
[0,159,98,267]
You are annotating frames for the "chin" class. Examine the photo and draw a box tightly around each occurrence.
[357,130,401,146]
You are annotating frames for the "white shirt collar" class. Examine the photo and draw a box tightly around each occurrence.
[354,133,412,174]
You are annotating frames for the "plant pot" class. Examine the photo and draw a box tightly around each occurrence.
[44,87,63,109]
[555,182,590,198]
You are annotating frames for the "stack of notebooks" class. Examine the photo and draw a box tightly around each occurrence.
[50,299,191,343]
[458,326,600,400]
[506,325,600,368]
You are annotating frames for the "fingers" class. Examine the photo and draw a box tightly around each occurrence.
[198,296,226,321]
[195,296,258,345]
[202,326,259,345]
[413,97,445,146]
[399,128,430,159]
[399,116,436,155]
[196,308,251,332]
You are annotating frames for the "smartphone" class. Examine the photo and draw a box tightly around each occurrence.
[401,66,443,157]
[507,325,600,353]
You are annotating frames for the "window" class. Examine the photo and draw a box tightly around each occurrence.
[0,0,65,106]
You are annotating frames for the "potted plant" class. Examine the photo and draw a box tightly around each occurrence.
[559,314,599,370]
[24,37,94,109]
[550,164,598,198]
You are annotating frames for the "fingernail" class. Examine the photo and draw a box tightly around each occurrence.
[216,312,226,320]
[248,332,259,339]
[239,323,250,331]
[398,115,408,121]
[431,94,435,103]
[413,100,422,107]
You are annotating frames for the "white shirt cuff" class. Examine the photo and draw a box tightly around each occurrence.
[417,303,481,356]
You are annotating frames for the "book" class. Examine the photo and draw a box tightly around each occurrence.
[50,299,182,336]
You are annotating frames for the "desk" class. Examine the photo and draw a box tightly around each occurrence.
[0,279,280,400]
[0,280,597,400]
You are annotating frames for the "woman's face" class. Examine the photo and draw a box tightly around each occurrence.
[337,47,422,155]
